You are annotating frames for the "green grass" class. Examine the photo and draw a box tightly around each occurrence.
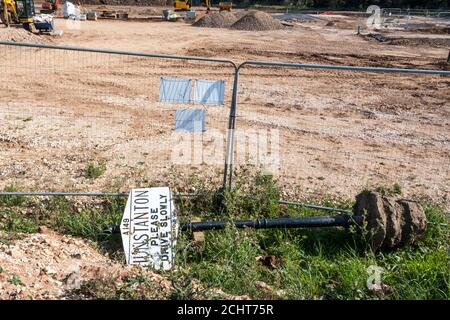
[69,273,168,300]
[0,174,448,300]
[84,161,107,179]
[8,274,24,286]
[173,173,449,300]
[374,183,403,196]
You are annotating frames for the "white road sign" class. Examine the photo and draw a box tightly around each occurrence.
[120,187,178,270]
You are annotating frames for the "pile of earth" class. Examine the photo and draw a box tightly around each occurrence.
[0,27,51,44]
[0,228,250,299]
[230,11,283,31]
[194,10,283,31]
[193,11,238,28]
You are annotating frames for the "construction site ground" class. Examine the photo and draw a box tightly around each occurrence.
[0,6,449,300]
[0,7,449,209]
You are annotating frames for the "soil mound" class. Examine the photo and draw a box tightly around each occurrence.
[0,230,171,299]
[0,27,51,44]
[230,10,283,31]
[0,229,251,299]
[193,11,238,29]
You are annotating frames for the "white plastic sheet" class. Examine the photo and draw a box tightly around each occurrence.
[194,80,225,105]
[63,2,81,18]
[174,109,206,132]
[160,77,192,103]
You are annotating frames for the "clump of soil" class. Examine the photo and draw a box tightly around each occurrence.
[353,191,427,251]
[193,11,238,29]
[230,10,283,31]
[0,27,51,44]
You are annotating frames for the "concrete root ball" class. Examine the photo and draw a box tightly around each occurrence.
[353,191,427,251]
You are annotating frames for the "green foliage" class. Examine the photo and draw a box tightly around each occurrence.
[374,183,403,196]
[0,210,38,234]
[70,274,167,300]
[222,170,280,219]
[0,185,25,207]
[0,170,448,300]
[174,171,449,300]
[8,274,24,286]
[84,161,107,179]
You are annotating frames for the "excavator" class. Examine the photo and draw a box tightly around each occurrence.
[1,0,54,32]
[174,0,232,12]
[0,0,34,28]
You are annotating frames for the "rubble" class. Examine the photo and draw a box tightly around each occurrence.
[0,231,171,299]
[0,28,51,44]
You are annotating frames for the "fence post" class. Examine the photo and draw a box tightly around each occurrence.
[223,65,240,191]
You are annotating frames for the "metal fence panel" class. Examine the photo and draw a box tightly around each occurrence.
[0,42,236,193]
[233,62,450,207]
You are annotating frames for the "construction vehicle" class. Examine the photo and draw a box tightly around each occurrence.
[174,0,213,12]
[1,0,34,27]
[218,2,232,11]
[41,0,59,14]
[174,0,191,11]
[1,0,54,32]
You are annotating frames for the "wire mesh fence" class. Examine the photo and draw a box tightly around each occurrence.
[0,41,449,206]
[234,62,450,203]
[0,42,235,192]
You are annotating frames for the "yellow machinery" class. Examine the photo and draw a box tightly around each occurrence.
[219,2,232,11]
[174,0,218,12]
[1,0,34,28]
[174,0,191,11]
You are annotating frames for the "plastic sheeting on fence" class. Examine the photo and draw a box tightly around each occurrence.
[160,77,192,103]
[174,109,206,132]
[194,80,225,105]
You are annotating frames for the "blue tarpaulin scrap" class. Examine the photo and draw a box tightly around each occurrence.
[175,109,206,132]
[160,77,192,103]
[194,80,225,105]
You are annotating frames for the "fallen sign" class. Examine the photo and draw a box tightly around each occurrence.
[120,187,178,270]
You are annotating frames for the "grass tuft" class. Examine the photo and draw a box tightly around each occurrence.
[84,161,106,179]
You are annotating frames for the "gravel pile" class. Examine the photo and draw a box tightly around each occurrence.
[230,11,283,31]
[193,10,284,31]
[193,11,238,29]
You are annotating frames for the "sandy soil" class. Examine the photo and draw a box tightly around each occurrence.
[0,9,449,208]
[0,229,250,299]
[0,229,171,299]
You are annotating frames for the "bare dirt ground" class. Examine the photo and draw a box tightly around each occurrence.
[0,228,170,299]
[0,8,449,208]
[0,229,250,299]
